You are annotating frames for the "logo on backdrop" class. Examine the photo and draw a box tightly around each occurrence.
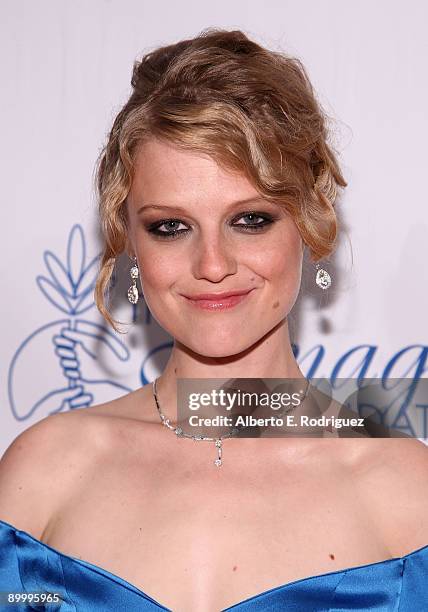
[8,224,132,421]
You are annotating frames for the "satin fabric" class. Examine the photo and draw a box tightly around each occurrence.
[0,518,427,611]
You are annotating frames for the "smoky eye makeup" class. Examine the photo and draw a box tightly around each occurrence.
[143,210,279,240]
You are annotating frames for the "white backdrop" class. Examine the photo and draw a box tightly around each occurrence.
[1,0,427,454]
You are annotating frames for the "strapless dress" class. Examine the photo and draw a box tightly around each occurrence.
[0,518,427,611]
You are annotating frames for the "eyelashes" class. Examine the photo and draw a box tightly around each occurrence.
[145,211,276,240]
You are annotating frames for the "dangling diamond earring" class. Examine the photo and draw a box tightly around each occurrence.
[315,262,332,290]
[127,257,140,304]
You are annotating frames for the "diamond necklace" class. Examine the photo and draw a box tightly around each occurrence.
[152,377,310,467]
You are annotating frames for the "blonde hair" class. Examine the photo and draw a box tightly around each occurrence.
[94,28,347,332]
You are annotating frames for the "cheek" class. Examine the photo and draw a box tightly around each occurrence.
[254,236,303,283]
[137,252,176,288]
[254,236,303,310]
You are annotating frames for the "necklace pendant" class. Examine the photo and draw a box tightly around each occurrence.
[214,439,222,467]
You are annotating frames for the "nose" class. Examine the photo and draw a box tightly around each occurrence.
[191,231,237,282]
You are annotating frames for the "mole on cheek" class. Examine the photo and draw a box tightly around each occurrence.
[232,565,238,571]
[329,553,335,560]
[272,301,280,309]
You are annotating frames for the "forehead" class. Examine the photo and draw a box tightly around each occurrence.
[129,138,259,204]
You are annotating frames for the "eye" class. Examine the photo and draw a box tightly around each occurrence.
[232,212,273,230]
[147,219,189,239]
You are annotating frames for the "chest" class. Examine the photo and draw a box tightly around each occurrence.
[43,435,390,611]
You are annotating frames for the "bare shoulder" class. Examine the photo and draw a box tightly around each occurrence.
[350,437,428,555]
[84,384,154,421]
[0,388,150,538]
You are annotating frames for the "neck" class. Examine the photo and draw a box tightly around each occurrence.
[155,317,305,415]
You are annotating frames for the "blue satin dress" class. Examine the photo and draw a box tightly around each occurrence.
[1,518,427,611]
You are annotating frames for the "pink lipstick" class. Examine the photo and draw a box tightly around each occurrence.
[182,289,255,310]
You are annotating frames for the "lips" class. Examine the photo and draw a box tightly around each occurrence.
[182,288,255,311]
[183,289,253,300]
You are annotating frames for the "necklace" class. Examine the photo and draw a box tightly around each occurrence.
[152,377,310,467]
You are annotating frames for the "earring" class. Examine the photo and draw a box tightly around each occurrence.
[315,262,332,290]
[127,257,140,304]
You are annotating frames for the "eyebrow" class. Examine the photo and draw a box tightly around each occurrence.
[137,196,269,215]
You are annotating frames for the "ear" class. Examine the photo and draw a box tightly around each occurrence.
[124,237,135,260]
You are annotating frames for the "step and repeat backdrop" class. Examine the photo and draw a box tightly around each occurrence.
[1,0,427,453]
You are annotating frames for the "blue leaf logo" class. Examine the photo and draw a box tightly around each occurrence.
[36,224,100,315]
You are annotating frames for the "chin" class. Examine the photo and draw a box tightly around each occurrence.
[181,334,263,360]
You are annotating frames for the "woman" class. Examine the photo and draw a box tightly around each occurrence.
[0,28,427,612]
